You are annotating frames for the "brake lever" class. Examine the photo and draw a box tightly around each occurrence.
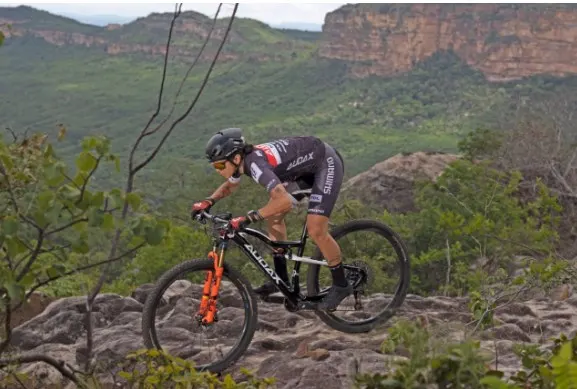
[194,213,207,224]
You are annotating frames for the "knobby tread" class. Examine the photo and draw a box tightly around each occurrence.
[141,258,259,373]
[306,218,411,333]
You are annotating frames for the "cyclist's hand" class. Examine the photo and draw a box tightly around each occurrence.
[191,198,214,219]
[230,210,263,230]
[230,215,249,230]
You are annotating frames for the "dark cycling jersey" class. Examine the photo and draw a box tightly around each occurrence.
[229,136,344,217]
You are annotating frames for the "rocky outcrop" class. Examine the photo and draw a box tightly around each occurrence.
[341,151,459,213]
[320,4,577,81]
[0,7,305,63]
[3,279,577,388]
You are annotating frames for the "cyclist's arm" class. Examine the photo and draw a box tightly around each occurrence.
[208,178,240,202]
[246,159,293,218]
[258,183,293,219]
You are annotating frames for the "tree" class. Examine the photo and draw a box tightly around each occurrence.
[0,2,241,386]
[491,95,577,259]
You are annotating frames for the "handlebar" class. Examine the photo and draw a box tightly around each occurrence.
[194,210,233,226]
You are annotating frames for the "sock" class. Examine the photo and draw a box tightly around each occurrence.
[329,262,348,287]
[273,253,289,283]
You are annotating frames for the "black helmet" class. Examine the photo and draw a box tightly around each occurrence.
[205,128,246,162]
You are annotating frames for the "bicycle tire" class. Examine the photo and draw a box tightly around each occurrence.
[306,219,411,334]
[141,258,259,373]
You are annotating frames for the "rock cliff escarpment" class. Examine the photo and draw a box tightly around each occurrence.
[319,4,577,81]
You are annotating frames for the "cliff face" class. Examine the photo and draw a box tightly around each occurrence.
[319,4,577,81]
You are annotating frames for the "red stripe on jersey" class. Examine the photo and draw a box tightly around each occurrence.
[254,144,279,167]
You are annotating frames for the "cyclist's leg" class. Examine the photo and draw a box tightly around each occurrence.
[266,212,290,283]
[253,184,297,295]
[306,143,352,309]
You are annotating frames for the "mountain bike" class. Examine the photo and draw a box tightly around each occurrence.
[141,194,411,373]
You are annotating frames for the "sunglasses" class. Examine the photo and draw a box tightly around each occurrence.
[212,160,227,170]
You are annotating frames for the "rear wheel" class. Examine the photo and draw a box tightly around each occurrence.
[306,219,411,333]
[141,258,259,373]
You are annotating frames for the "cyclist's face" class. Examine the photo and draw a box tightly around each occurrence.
[212,159,234,178]
[212,154,242,178]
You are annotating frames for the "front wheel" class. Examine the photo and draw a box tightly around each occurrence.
[306,219,411,333]
[141,258,259,373]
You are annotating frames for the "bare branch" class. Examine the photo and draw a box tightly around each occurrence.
[4,127,17,142]
[0,160,21,215]
[9,372,27,389]
[62,172,82,191]
[76,156,102,206]
[550,163,577,197]
[45,218,88,237]
[444,237,451,296]
[142,3,223,138]
[467,283,532,335]
[132,3,239,177]
[84,297,93,372]
[127,3,185,180]
[0,298,11,354]
[19,243,145,305]
[0,354,83,387]
[563,150,577,178]
[15,230,44,282]
[138,3,183,138]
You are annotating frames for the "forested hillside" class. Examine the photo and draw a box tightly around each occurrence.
[2,4,577,191]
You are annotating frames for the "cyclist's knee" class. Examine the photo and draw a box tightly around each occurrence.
[306,215,329,241]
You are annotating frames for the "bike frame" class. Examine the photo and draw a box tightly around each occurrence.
[207,212,330,309]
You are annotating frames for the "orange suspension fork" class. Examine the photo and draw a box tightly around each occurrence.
[198,258,214,317]
[198,246,225,325]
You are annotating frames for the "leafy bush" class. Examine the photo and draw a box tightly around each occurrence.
[0,131,170,309]
[381,158,562,296]
[354,319,577,389]
[116,349,276,389]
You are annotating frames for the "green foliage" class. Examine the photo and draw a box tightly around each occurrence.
[468,290,496,330]
[355,320,577,389]
[0,348,276,388]
[115,349,276,389]
[107,225,211,294]
[381,159,562,295]
[355,319,493,388]
[0,131,169,308]
[457,127,503,161]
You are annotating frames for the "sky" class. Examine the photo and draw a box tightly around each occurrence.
[8,3,347,27]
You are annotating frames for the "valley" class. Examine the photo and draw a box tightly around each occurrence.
[2,4,576,192]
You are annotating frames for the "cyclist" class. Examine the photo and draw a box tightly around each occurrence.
[191,128,352,310]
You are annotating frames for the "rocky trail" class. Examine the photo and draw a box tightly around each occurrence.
[3,280,577,389]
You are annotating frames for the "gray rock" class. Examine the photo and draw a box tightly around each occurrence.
[6,283,577,388]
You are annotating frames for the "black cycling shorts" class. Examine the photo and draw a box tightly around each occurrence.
[284,142,344,217]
